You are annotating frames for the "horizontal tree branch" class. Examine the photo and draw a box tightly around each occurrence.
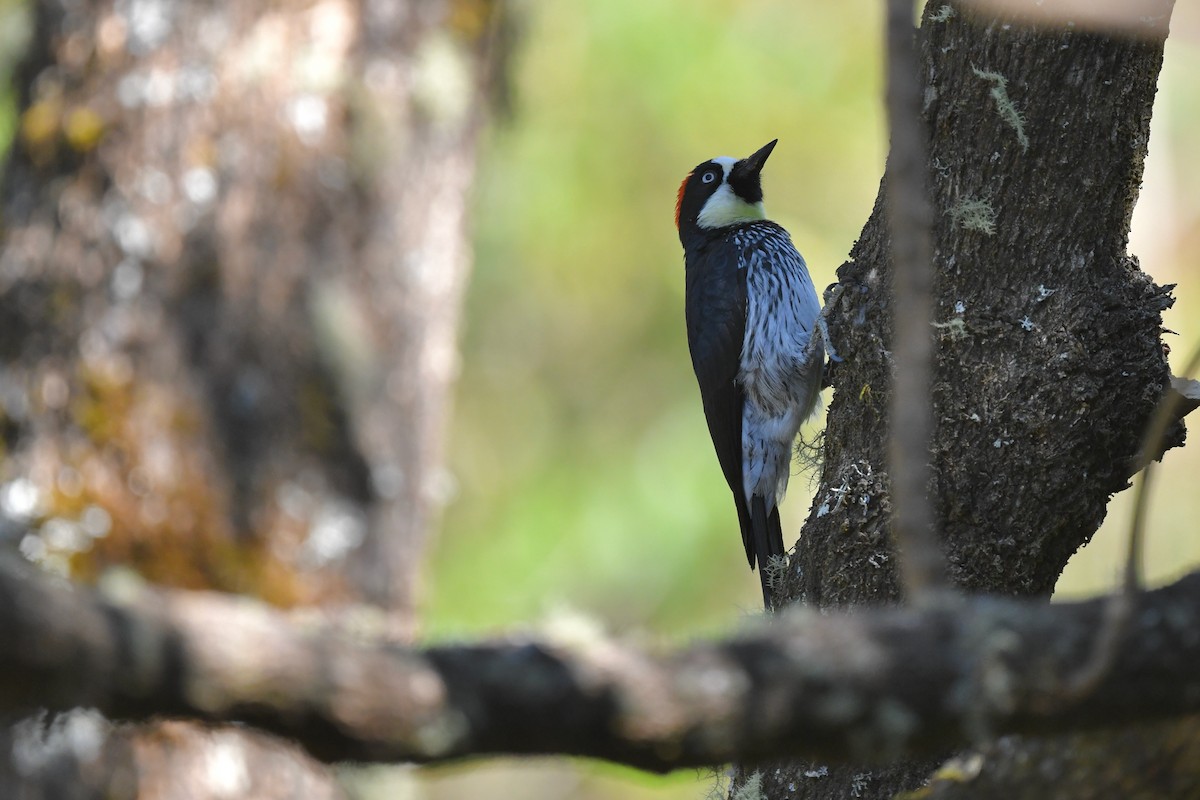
[1,556,1199,773]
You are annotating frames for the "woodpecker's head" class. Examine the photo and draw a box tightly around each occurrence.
[675,139,777,240]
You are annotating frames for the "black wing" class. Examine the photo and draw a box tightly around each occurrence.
[684,237,754,567]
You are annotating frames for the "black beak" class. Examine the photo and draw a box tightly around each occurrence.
[728,139,777,203]
[733,139,778,181]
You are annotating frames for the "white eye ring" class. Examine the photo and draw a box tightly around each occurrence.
[701,171,717,184]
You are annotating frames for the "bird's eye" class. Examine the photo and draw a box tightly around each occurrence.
[702,171,717,184]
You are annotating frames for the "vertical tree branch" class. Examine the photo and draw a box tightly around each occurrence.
[884,0,946,600]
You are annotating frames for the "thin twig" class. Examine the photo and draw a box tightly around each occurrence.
[884,0,947,601]
[1060,341,1200,702]
[1125,343,1200,591]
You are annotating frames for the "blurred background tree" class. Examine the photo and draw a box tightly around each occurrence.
[0,0,1197,798]
[0,0,510,621]
[0,0,506,795]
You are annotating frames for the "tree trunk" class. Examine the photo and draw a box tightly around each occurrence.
[0,0,504,795]
[739,2,1177,797]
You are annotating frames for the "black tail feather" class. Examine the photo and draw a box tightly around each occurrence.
[750,495,785,609]
[735,499,755,569]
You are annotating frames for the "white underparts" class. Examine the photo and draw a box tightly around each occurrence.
[697,158,767,229]
[735,225,824,508]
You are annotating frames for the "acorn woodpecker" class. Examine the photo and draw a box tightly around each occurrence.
[676,139,823,609]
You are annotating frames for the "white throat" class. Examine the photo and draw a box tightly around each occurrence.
[696,157,767,229]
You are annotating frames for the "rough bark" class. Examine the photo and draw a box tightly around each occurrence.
[795,1,1172,608]
[0,0,504,795]
[1,555,1199,773]
[919,717,1200,800]
[744,2,1177,797]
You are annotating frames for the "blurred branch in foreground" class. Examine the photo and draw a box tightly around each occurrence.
[1,555,1200,773]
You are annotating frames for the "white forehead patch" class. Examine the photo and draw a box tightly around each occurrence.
[696,156,767,230]
[711,156,737,176]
